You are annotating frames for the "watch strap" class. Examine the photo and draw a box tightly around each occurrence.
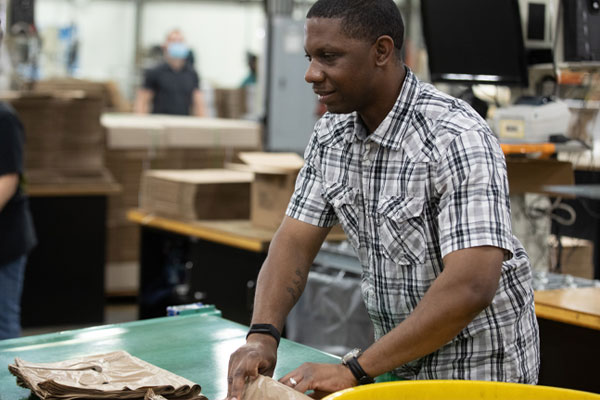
[345,356,375,385]
[246,323,281,346]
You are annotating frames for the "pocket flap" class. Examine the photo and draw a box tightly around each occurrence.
[377,196,425,221]
[322,182,358,208]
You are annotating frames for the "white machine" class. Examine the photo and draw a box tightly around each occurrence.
[492,100,571,143]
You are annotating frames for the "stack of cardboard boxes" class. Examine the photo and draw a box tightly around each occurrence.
[2,91,109,184]
[140,169,253,221]
[138,152,304,231]
[102,114,263,294]
[213,88,247,119]
[35,78,130,112]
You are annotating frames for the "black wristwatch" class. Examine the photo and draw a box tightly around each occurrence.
[342,348,375,385]
[246,323,281,346]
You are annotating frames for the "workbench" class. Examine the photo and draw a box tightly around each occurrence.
[535,287,600,392]
[127,209,346,323]
[0,313,339,399]
[22,181,121,328]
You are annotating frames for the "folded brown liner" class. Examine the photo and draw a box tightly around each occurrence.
[8,350,207,400]
[242,375,312,400]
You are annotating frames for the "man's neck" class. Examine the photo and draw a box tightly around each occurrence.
[360,63,406,134]
[166,58,185,71]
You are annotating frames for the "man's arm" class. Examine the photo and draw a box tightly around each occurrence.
[133,88,154,114]
[226,216,332,400]
[191,89,206,117]
[0,173,19,211]
[280,245,503,395]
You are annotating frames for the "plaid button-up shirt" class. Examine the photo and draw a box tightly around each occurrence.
[286,68,539,383]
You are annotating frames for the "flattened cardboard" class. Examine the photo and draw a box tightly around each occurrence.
[102,113,262,149]
[141,169,253,220]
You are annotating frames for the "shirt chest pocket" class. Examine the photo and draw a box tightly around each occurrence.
[377,196,427,265]
[322,183,361,249]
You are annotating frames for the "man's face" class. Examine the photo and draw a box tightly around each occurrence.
[304,17,377,115]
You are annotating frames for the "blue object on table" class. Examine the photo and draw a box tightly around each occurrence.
[166,303,222,317]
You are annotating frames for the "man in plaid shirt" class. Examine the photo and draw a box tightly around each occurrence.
[226,0,539,398]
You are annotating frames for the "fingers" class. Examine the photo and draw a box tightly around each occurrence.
[279,373,303,389]
[226,341,277,400]
[293,377,313,395]
[229,367,256,400]
[279,364,311,394]
[279,362,355,396]
[227,352,260,400]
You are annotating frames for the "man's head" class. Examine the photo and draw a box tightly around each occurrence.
[304,0,405,120]
[163,29,189,68]
[247,52,257,75]
[307,0,404,60]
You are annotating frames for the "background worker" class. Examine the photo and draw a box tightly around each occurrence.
[134,29,206,116]
[0,19,37,341]
[226,0,539,398]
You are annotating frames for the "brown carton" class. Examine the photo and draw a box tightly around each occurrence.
[506,159,574,195]
[236,152,304,230]
[549,235,595,279]
[140,169,253,221]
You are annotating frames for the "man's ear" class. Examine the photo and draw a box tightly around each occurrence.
[374,35,396,66]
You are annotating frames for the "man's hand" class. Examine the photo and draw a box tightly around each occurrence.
[279,362,357,398]
[226,335,278,400]
[225,217,331,399]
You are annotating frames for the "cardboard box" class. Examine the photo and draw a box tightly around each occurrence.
[35,77,131,112]
[236,152,305,230]
[101,114,166,149]
[506,159,574,195]
[140,169,253,220]
[213,88,247,119]
[549,236,595,279]
[101,113,262,149]
[101,113,263,262]
[3,91,106,174]
[106,222,140,263]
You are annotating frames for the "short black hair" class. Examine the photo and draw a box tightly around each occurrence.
[307,0,404,55]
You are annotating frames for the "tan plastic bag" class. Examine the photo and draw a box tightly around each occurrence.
[9,350,206,399]
[242,375,311,400]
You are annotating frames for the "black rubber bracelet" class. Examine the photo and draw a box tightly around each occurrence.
[246,323,281,346]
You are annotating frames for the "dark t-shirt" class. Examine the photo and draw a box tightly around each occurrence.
[143,62,200,115]
[0,102,37,265]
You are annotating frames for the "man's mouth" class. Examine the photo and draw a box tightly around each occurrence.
[314,90,335,102]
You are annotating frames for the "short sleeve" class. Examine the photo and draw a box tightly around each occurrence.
[143,67,158,91]
[192,70,200,89]
[435,130,514,259]
[285,122,338,227]
[0,108,24,176]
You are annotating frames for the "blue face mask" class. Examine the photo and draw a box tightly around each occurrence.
[167,42,189,59]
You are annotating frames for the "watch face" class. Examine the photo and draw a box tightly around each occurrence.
[342,348,361,364]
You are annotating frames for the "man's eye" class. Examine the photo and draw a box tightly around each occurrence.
[305,54,312,61]
[322,53,337,61]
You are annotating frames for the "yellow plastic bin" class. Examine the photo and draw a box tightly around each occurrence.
[323,380,600,400]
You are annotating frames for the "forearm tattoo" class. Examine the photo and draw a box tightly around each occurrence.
[285,268,305,302]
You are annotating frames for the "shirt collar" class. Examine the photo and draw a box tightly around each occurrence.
[346,66,419,151]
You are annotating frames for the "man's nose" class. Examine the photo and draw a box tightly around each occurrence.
[305,61,324,84]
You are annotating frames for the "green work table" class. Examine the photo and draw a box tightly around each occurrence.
[0,314,339,399]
